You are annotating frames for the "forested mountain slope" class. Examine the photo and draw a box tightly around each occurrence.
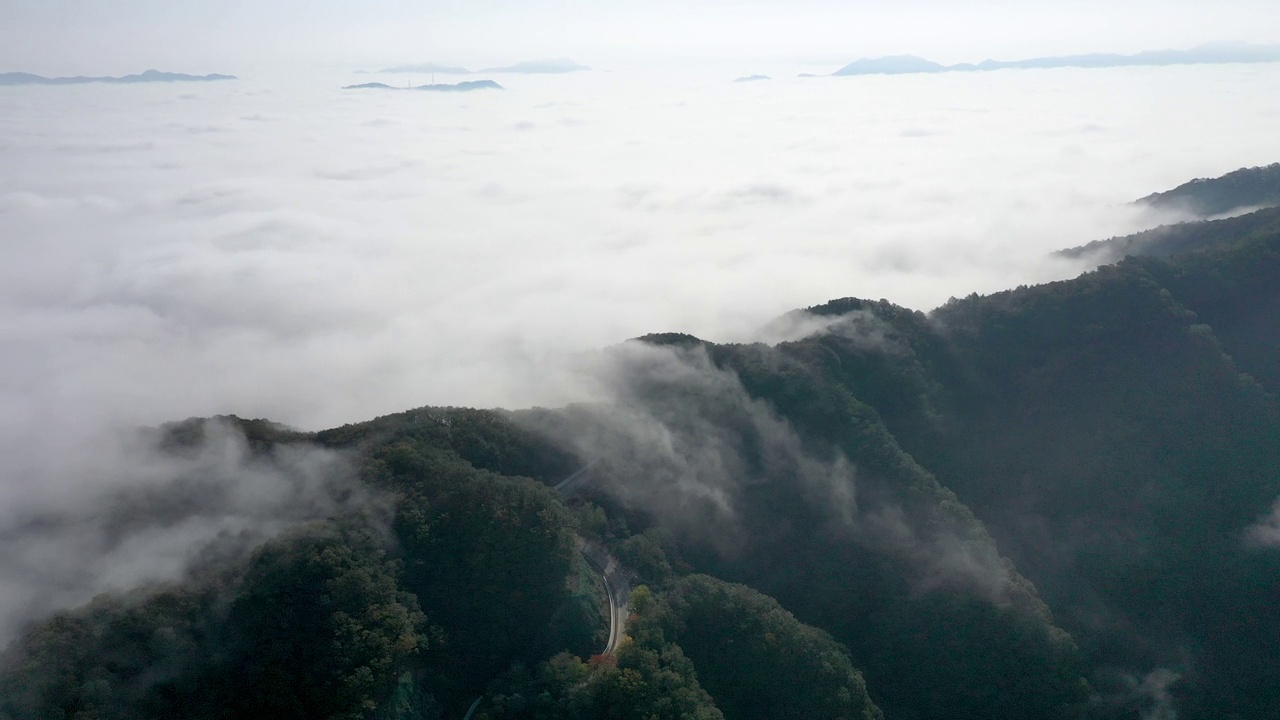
[1135,162,1280,218]
[795,217,1280,718]
[3,172,1279,720]
[1058,203,1280,263]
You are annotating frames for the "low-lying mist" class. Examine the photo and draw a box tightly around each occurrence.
[542,339,1015,601]
[2,63,1280,639]
[0,419,369,645]
[3,64,1279,436]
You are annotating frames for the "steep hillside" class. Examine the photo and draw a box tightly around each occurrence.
[1136,163,1280,217]
[793,222,1280,718]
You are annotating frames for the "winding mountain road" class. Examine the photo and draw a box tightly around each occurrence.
[581,540,630,655]
[460,463,627,720]
[560,463,629,655]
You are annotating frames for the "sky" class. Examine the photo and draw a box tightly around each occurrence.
[3,0,1280,639]
[3,0,1280,74]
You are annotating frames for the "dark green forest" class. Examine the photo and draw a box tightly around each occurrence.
[1134,162,1280,218]
[3,166,1279,720]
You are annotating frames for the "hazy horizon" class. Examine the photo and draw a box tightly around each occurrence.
[5,0,1280,76]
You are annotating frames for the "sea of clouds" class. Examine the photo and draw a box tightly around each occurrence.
[2,59,1280,641]
[3,64,1280,433]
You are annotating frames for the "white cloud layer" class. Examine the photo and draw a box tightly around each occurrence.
[1,63,1279,464]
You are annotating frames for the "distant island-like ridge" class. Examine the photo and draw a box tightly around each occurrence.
[733,74,771,83]
[343,80,503,92]
[0,69,236,85]
[832,41,1280,76]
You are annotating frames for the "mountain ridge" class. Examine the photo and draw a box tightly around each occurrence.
[833,41,1280,76]
[343,79,503,92]
[0,69,236,85]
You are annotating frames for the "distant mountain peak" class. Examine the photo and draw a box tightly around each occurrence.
[831,42,1280,76]
[418,80,502,92]
[0,70,236,85]
[343,79,503,92]
[832,55,947,76]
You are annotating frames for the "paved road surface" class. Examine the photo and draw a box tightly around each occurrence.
[581,540,631,654]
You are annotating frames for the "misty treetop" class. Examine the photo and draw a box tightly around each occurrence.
[0,522,426,720]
